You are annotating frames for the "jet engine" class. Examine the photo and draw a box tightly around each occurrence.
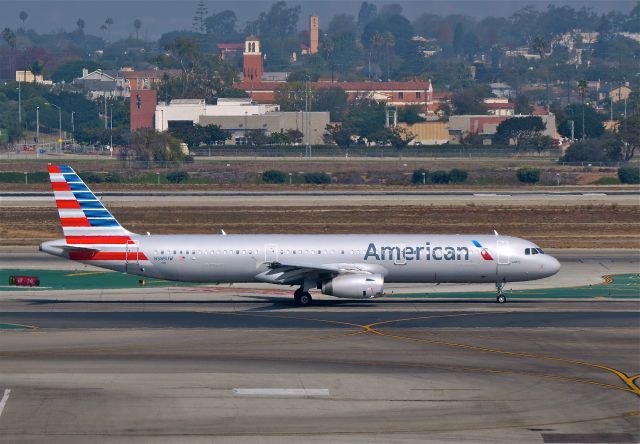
[321,273,384,299]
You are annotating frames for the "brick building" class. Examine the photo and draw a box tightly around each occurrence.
[130,89,158,131]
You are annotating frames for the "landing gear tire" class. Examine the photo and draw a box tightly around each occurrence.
[294,291,313,307]
[496,294,506,304]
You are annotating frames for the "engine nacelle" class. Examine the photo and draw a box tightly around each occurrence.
[321,274,384,299]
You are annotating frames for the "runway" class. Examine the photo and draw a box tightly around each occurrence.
[0,298,638,443]
[2,190,639,207]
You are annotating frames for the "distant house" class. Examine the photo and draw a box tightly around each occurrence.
[448,114,559,144]
[483,98,515,116]
[490,82,513,98]
[599,85,633,103]
[399,122,449,145]
[74,69,125,99]
[15,70,52,85]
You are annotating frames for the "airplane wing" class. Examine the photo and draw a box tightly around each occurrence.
[255,261,379,285]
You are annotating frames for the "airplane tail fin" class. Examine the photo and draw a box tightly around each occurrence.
[48,165,134,245]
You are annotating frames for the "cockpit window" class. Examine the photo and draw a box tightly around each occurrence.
[531,248,538,255]
[536,248,545,254]
[525,248,531,255]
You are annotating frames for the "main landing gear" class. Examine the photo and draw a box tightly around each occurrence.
[294,287,313,306]
[496,281,506,304]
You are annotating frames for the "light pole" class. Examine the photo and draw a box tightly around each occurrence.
[422,171,426,185]
[156,172,160,185]
[289,172,292,185]
[46,102,62,153]
[110,104,113,157]
[36,106,40,146]
[71,111,75,147]
[24,172,28,184]
[17,81,21,126]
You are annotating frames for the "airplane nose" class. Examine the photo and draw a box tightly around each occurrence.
[546,256,561,276]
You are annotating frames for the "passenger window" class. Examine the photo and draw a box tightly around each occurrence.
[318,250,321,254]
[293,250,296,254]
[161,250,164,254]
[525,248,530,255]
[236,250,240,254]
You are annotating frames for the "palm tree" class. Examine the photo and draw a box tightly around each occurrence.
[105,18,114,41]
[577,79,588,139]
[373,32,395,81]
[133,19,142,40]
[76,18,85,33]
[532,36,550,113]
[99,24,107,40]
[19,11,28,30]
[1,28,17,75]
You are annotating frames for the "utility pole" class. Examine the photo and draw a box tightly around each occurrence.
[110,104,113,157]
[71,111,75,146]
[36,106,40,146]
[104,93,108,129]
[17,81,21,125]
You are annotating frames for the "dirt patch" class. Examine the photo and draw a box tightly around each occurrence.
[3,205,638,249]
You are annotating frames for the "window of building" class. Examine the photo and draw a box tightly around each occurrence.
[398,92,404,99]
[416,92,421,99]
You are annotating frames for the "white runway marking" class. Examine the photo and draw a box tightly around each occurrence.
[473,193,511,197]
[0,389,11,418]
[233,388,329,397]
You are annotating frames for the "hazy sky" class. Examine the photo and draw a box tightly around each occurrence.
[0,1,634,40]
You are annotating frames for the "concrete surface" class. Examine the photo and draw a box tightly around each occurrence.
[0,299,638,443]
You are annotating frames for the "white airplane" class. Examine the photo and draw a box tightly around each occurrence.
[40,165,560,306]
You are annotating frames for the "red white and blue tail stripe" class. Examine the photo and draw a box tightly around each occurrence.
[48,165,135,250]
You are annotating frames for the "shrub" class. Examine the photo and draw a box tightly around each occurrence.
[166,171,190,184]
[618,166,640,184]
[0,172,49,183]
[411,168,429,184]
[430,170,450,184]
[448,168,468,183]
[303,172,331,184]
[262,169,286,184]
[516,167,540,184]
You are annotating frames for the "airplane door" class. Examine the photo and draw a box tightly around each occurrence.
[265,244,278,263]
[125,240,138,273]
[497,240,510,265]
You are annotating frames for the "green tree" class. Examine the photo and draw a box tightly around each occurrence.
[448,168,468,183]
[314,87,348,121]
[577,79,588,139]
[262,169,287,184]
[557,103,604,139]
[617,115,640,161]
[205,10,240,43]
[430,171,450,184]
[19,11,28,29]
[451,87,488,115]
[124,129,185,162]
[618,166,639,184]
[513,93,532,114]
[324,123,353,150]
[133,19,142,39]
[166,171,190,183]
[560,138,621,163]
[411,168,429,185]
[303,172,331,184]
[494,116,546,147]
[516,168,540,184]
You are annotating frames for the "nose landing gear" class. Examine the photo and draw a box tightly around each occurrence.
[496,281,506,303]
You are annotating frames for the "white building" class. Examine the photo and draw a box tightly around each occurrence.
[155,98,279,131]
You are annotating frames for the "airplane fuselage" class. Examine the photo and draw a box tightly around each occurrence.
[42,233,560,286]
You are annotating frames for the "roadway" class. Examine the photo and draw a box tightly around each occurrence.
[0,298,638,443]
